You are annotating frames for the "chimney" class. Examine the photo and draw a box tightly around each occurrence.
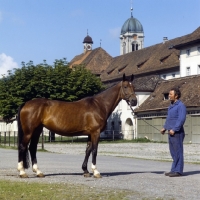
[163,37,168,44]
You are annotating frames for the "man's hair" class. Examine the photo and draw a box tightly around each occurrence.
[170,87,181,99]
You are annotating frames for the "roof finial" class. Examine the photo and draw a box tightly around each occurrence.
[100,39,102,47]
[130,0,133,17]
[87,29,88,35]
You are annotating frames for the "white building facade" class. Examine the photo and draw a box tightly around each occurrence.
[179,46,200,77]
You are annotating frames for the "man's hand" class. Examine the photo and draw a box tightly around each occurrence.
[160,128,166,134]
[169,130,175,135]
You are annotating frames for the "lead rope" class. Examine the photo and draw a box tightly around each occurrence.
[126,100,161,132]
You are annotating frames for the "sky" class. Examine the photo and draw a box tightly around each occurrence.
[0,0,200,76]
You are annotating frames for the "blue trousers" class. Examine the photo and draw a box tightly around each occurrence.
[168,132,185,174]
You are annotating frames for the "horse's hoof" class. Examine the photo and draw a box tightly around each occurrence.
[37,173,45,178]
[93,174,102,178]
[19,174,29,178]
[83,173,91,177]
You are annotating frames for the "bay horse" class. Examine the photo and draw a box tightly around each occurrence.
[17,74,137,178]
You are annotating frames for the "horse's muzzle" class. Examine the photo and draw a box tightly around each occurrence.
[130,99,137,106]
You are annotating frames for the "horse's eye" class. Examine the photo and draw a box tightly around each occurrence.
[124,86,127,89]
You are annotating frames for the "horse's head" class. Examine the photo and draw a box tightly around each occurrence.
[121,74,137,106]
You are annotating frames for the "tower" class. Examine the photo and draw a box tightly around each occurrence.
[120,4,144,55]
[83,30,93,53]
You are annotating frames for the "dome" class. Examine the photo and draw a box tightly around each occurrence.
[83,35,93,44]
[121,16,143,34]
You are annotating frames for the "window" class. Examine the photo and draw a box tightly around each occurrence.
[118,121,122,132]
[162,75,166,79]
[132,41,138,52]
[198,47,200,54]
[172,74,175,78]
[186,67,191,76]
[163,93,169,100]
[111,121,115,130]
[186,49,190,56]
[198,65,200,74]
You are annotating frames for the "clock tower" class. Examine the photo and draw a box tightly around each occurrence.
[120,5,144,55]
[83,31,93,53]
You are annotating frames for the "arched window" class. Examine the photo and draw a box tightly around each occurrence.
[132,41,138,52]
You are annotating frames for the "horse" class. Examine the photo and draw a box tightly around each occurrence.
[17,74,137,178]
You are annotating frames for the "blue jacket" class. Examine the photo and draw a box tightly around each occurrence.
[164,100,186,132]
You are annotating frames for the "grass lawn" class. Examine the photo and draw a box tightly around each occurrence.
[0,179,134,200]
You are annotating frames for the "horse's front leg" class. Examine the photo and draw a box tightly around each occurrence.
[82,136,92,177]
[29,134,45,177]
[91,134,102,178]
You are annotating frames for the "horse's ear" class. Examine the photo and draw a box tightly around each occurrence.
[131,74,134,82]
[123,73,126,81]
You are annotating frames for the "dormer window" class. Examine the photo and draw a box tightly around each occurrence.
[160,54,170,64]
[118,65,127,74]
[163,93,169,100]
[137,60,147,69]
[107,69,115,75]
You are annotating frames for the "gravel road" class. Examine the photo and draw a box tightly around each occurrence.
[0,142,200,200]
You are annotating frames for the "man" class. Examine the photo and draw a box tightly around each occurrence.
[160,87,186,177]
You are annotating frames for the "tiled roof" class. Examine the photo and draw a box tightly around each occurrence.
[69,47,112,75]
[133,75,161,92]
[134,75,200,113]
[101,27,200,82]
[173,27,200,48]
[103,74,161,92]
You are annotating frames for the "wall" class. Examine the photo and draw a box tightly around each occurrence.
[160,71,180,80]
[180,45,200,77]
[137,114,200,143]
[0,120,17,135]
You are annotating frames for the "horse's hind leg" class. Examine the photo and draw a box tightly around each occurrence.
[18,136,31,178]
[29,128,45,177]
[82,135,92,177]
[17,132,31,178]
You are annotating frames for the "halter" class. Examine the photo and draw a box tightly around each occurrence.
[121,81,135,113]
[121,81,135,101]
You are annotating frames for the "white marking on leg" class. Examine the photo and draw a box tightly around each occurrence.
[17,161,26,176]
[32,164,43,175]
[91,163,100,176]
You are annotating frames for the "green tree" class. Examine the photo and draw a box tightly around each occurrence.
[0,59,104,121]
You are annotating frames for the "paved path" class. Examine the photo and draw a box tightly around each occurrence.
[0,143,200,200]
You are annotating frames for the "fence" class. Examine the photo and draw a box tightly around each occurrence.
[0,130,127,149]
[0,131,18,147]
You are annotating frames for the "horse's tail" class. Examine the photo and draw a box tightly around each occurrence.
[17,103,30,169]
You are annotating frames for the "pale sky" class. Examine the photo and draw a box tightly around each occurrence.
[0,0,200,76]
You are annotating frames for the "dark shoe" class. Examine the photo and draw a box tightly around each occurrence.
[164,171,172,176]
[169,172,182,177]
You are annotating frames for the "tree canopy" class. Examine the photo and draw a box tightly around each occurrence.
[0,59,104,121]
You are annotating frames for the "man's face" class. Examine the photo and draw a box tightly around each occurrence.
[169,90,178,102]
